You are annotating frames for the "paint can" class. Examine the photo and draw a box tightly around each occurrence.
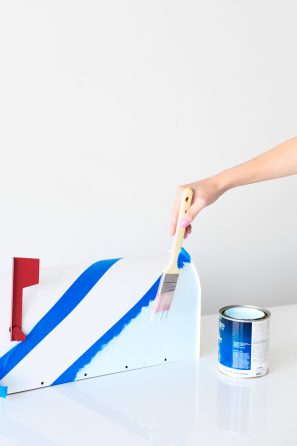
[218,305,271,378]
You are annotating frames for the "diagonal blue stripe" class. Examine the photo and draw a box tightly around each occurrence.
[52,246,191,386]
[52,277,161,385]
[0,258,121,380]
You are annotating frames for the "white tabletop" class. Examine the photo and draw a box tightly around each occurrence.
[1,304,296,446]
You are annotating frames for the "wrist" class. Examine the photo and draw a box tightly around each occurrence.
[210,170,234,194]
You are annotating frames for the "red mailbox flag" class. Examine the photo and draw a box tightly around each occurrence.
[11,258,40,341]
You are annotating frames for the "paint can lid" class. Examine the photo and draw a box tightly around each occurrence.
[220,305,271,322]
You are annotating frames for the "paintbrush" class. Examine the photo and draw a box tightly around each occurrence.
[151,187,193,321]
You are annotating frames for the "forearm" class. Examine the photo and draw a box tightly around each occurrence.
[214,136,297,192]
[171,136,297,234]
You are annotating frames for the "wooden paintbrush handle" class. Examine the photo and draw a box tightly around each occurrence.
[167,187,193,273]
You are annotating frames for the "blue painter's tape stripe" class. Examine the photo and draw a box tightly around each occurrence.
[0,386,8,398]
[52,277,161,385]
[52,248,191,385]
[0,258,121,380]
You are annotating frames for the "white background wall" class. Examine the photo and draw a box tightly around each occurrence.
[0,0,296,314]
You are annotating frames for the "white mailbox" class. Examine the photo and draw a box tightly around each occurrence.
[0,248,200,397]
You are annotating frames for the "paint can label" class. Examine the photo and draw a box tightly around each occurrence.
[218,307,270,378]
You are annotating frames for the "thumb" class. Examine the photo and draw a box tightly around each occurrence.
[180,198,206,228]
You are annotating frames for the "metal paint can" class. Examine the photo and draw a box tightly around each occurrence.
[218,305,271,378]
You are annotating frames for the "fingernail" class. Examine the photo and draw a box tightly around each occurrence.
[180,219,190,228]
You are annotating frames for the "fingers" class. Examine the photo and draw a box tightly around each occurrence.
[179,203,198,231]
[184,224,192,239]
[173,197,206,237]
[170,185,207,237]
[182,211,194,239]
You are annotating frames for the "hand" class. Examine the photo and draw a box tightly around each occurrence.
[170,176,226,237]
[171,137,297,238]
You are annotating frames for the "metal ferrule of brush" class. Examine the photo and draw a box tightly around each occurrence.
[159,274,179,293]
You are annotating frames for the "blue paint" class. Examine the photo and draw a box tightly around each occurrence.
[218,317,252,370]
[53,248,191,385]
[52,277,161,385]
[0,258,121,380]
[0,386,8,398]
[178,247,191,268]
